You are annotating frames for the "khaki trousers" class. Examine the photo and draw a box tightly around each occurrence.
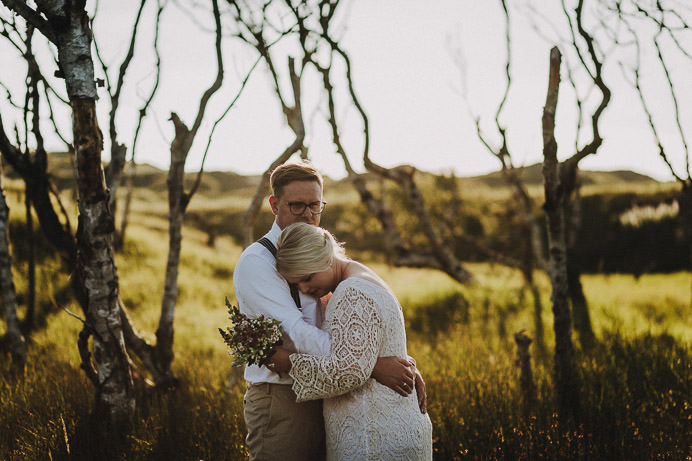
[244,382,325,461]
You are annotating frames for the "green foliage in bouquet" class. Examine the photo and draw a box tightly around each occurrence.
[218,297,283,367]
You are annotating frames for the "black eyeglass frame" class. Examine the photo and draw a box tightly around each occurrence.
[287,200,327,216]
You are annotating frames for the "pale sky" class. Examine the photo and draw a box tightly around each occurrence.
[1,1,690,182]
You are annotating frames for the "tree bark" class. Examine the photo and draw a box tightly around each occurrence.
[527,272,546,353]
[135,0,224,385]
[541,46,580,422]
[22,0,136,438]
[72,97,135,436]
[23,190,36,330]
[105,142,127,213]
[0,9,136,429]
[151,112,192,388]
[0,167,27,371]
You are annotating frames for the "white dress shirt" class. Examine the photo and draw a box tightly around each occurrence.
[233,221,332,384]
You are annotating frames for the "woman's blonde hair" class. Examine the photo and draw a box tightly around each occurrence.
[276,223,345,278]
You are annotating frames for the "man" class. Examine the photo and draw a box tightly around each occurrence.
[233,162,423,461]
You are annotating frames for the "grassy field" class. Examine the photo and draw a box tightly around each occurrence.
[0,177,690,460]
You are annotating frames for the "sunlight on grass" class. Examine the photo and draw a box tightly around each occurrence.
[583,272,691,341]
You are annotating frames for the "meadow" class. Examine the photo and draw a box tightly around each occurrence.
[0,172,690,460]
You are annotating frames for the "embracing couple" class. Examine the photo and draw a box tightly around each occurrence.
[233,162,433,460]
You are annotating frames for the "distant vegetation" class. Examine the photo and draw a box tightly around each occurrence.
[19,153,681,275]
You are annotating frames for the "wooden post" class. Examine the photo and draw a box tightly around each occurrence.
[514,330,535,412]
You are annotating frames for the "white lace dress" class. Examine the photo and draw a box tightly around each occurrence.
[288,277,433,460]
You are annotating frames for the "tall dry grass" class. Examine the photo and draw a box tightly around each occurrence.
[0,187,689,460]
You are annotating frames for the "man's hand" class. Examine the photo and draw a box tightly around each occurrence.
[371,356,415,397]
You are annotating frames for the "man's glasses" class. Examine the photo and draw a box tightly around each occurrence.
[288,201,327,216]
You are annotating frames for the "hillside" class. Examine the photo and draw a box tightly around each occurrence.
[465,163,657,188]
[1,150,685,274]
[7,152,662,198]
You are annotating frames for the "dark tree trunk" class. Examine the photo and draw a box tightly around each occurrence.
[151,112,192,388]
[23,192,36,330]
[518,220,545,352]
[566,250,594,348]
[125,0,224,386]
[0,167,27,371]
[541,46,580,423]
[679,183,692,308]
[0,126,77,266]
[105,142,127,215]
[526,272,546,353]
[566,181,594,348]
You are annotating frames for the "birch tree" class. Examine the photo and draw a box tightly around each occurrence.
[1,0,236,393]
[541,46,577,421]
[540,0,611,421]
[1,0,136,440]
[120,0,225,386]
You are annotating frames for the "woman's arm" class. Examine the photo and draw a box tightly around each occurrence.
[270,344,418,399]
[286,285,383,402]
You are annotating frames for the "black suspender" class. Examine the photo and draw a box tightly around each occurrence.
[257,237,302,311]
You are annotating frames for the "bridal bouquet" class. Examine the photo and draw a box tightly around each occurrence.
[218,298,283,367]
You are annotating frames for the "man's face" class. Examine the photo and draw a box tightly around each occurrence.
[270,180,323,229]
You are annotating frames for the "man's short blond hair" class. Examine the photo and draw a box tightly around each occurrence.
[270,162,323,199]
[276,223,345,278]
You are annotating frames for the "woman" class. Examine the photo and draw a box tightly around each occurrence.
[269,222,433,460]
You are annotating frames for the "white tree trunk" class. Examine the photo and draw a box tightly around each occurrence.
[0,0,137,435]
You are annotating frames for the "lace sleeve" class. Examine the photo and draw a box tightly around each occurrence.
[288,285,383,402]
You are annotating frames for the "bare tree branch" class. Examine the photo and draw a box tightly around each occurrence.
[0,0,55,43]
[307,0,472,283]
[231,1,307,246]
[561,0,611,193]
[118,0,166,247]
[190,16,294,202]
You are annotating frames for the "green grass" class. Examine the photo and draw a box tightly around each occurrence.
[400,275,690,460]
[0,190,690,460]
